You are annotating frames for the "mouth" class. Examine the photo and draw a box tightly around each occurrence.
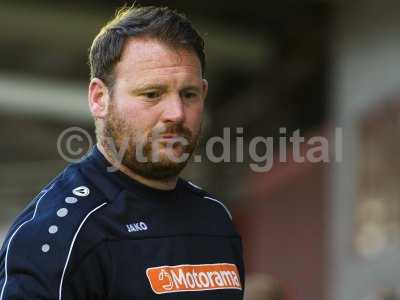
[159,134,181,139]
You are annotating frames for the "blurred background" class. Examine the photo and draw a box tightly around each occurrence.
[1,0,400,299]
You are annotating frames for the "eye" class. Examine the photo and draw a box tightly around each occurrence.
[182,91,199,100]
[142,91,161,100]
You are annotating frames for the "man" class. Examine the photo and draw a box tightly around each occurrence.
[0,5,245,300]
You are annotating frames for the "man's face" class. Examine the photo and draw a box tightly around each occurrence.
[100,37,207,179]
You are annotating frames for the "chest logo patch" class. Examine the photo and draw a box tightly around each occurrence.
[126,222,148,233]
[146,263,242,294]
[72,186,90,197]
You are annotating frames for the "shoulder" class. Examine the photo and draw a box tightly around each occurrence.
[0,164,110,296]
[9,163,110,236]
[180,179,233,220]
[2,163,110,255]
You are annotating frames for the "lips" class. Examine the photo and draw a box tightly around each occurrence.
[160,134,179,139]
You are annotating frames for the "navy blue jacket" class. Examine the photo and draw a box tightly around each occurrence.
[0,146,244,299]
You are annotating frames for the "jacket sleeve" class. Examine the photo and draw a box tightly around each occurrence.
[0,237,109,300]
[0,175,109,300]
[0,223,60,299]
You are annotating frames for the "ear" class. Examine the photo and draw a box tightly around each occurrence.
[202,78,209,100]
[88,78,110,119]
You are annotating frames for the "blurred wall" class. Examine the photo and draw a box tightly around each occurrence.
[330,1,400,300]
[236,131,329,300]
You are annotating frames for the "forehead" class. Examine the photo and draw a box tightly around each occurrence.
[114,37,202,81]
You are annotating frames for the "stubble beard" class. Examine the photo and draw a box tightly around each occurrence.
[101,101,200,180]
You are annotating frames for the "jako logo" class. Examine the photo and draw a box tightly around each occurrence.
[126,222,148,233]
[146,263,242,294]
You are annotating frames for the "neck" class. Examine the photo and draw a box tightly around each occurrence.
[97,143,178,191]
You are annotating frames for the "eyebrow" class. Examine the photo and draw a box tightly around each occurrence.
[131,84,202,94]
[181,85,202,93]
[131,84,167,94]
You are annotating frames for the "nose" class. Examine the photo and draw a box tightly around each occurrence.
[161,94,185,124]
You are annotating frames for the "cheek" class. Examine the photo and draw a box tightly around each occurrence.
[119,105,162,138]
[117,100,155,124]
[185,105,204,130]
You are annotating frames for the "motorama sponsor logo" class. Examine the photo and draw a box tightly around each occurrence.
[146,263,242,294]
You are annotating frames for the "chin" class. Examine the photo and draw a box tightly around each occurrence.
[139,161,187,180]
[157,148,189,164]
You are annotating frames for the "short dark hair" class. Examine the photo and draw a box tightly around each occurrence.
[89,5,206,90]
